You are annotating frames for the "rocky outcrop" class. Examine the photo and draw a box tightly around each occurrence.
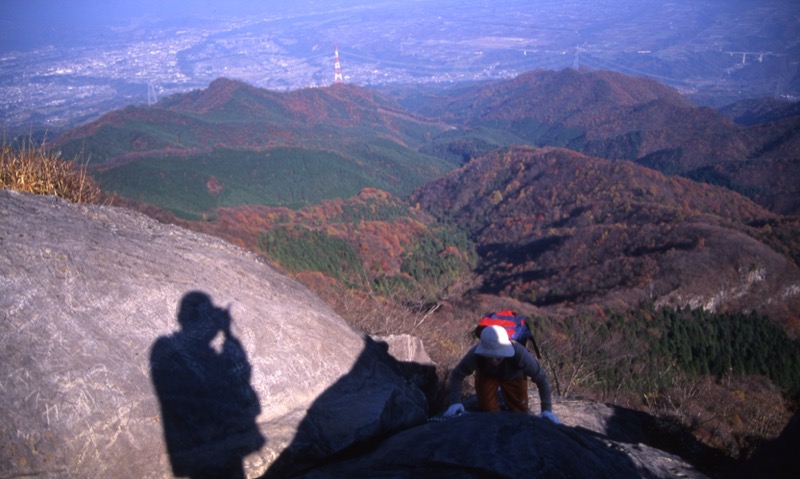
[373,334,439,407]
[0,190,427,478]
[374,334,434,366]
[728,411,800,479]
[290,408,710,479]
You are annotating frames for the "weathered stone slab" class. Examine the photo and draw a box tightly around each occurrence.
[0,190,427,478]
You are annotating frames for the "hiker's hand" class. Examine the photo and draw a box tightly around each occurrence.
[444,403,465,417]
[539,410,560,424]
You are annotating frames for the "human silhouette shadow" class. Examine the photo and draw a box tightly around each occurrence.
[150,291,266,479]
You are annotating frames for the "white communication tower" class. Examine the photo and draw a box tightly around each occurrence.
[147,82,158,106]
[334,45,343,84]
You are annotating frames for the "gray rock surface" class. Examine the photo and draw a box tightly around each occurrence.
[292,409,710,479]
[373,334,434,366]
[552,398,730,476]
[0,190,427,478]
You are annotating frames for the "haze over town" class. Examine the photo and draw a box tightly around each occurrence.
[1,0,798,132]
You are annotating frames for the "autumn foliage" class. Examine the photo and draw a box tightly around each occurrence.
[51,70,800,470]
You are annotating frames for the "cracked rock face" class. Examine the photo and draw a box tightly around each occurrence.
[0,190,427,478]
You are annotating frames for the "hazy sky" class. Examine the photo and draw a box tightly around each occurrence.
[2,1,595,51]
[2,0,276,23]
[0,0,305,50]
[0,0,377,28]
[3,0,794,52]
[1,0,797,115]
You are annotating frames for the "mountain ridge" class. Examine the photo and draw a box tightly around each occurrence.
[60,78,446,158]
[409,145,800,326]
[403,69,753,173]
[54,68,800,216]
[392,69,800,216]
[56,69,800,328]
[56,79,455,217]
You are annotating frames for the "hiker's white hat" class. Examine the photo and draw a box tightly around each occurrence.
[475,325,515,358]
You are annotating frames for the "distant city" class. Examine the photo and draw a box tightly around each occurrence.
[1,0,797,133]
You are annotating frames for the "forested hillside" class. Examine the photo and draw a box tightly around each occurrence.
[410,145,800,326]
[56,69,800,218]
[55,79,454,218]
[390,69,800,216]
[124,187,477,305]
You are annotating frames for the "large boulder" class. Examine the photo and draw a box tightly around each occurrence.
[373,334,438,407]
[290,410,711,479]
[0,190,427,478]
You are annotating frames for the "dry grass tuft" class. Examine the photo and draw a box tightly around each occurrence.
[1,137,103,204]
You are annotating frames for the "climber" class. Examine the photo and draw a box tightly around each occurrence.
[444,325,560,423]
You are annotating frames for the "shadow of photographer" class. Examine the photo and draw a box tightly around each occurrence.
[150,291,265,479]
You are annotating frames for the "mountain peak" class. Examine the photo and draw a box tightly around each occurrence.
[474,68,695,125]
[163,76,275,115]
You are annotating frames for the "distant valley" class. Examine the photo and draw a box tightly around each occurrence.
[2,0,798,132]
[52,67,800,333]
[7,54,800,463]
